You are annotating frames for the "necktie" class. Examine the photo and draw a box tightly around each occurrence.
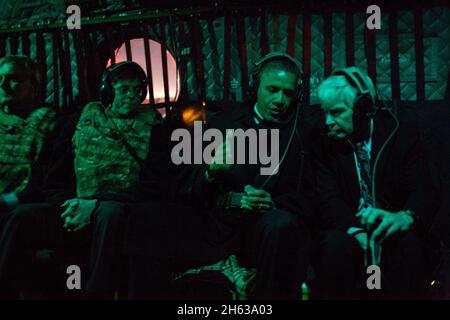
[355,141,373,207]
[355,142,382,266]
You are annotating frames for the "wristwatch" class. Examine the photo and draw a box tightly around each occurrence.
[404,209,416,219]
[404,209,418,229]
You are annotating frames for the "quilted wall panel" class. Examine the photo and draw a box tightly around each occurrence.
[423,8,450,100]
[4,36,10,55]
[44,33,57,106]
[229,16,243,102]
[0,7,448,108]
[353,12,369,73]
[245,15,263,81]
[331,13,346,73]
[397,11,417,101]
[201,17,224,101]
[310,14,325,105]
[293,14,303,68]
[246,16,263,62]
[178,20,198,101]
[267,14,289,53]
[28,33,37,62]
[68,32,79,104]
[374,13,392,101]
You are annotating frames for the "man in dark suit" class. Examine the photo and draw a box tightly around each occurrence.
[127,52,318,299]
[311,67,436,299]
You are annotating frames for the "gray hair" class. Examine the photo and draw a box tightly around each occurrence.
[317,69,376,109]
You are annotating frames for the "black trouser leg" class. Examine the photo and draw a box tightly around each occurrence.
[381,232,430,299]
[312,230,365,300]
[128,254,173,300]
[313,230,430,300]
[0,203,62,298]
[440,247,450,298]
[247,209,310,300]
[85,201,127,297]
[126,202,234,299]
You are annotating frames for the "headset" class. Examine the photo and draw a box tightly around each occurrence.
[99,61,148,106]
[248,52,304,103]
[247,52,304,190]
[332,66,378,120]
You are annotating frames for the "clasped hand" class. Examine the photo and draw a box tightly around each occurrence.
[240,185,275,212]
[60,198,98,232]
[357,207,414,244]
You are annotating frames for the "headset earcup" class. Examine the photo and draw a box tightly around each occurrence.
[100,67,113,106]
[99,82,108,105]
[333,67,377,118]
[247,69,258,100]
[353,94,376,119]
[139,67,148,103]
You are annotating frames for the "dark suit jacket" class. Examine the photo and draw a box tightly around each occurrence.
[176,103,320,244]
[313,109,437,233]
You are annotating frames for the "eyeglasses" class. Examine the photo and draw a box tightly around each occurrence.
[114,85,144,96]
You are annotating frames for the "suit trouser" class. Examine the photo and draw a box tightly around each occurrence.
[438,246,450,298]
[0,203,63,298]
[0,201,126,298]
[127,202,311,300]
[312,229,430,299]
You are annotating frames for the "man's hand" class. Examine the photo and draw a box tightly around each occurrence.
[206,130,234,181]
[353,232,380,266]
[357,207,414,244]
[354,232,368,251]
[0,193,19,211]
[61,198,79,229]
[240,185,275,212]
[61,198,97,232]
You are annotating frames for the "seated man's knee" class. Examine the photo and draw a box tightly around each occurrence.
[395,231,422,248]
[259,209,299,232]
[93,201,126,226]
[319,230,361,260]
[256,210,312,247]
[5,203,51,227]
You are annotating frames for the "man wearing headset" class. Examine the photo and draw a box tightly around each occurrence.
[0,61,163,299]
[311,67,436,299]
[127,52,318,299]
